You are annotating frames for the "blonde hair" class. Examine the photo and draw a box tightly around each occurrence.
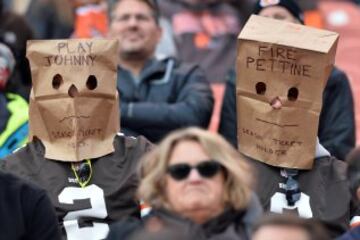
[138,127,253,211]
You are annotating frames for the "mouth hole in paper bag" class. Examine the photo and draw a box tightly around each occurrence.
[255,82,267,95]
[86,75,97,90]
[52,74,63,89]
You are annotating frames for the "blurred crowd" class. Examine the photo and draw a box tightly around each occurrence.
[0,0,360,240]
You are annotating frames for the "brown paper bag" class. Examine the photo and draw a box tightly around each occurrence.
[236,15,338,169]
[27,39,120,161]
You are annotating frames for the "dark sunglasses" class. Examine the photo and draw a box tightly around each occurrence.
[167,160,222,181]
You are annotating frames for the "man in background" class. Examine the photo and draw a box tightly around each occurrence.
[109,0,214,143]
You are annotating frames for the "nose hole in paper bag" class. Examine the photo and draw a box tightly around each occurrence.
[270,97,282,109]
[68,84,79,98]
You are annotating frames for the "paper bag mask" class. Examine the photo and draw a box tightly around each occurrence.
[237,15,338,169]
[27,39,120,161]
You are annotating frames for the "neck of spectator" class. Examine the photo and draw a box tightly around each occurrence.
[118,51,153,77]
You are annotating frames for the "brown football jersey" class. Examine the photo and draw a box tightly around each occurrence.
[250,156,351,237]
[0,134,152,240]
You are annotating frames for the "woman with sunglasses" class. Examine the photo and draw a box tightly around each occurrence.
[107,127,262,240]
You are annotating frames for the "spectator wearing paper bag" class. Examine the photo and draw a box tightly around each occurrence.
[219,0,355,162]
[0,39,152,240]
[236,15,351,238]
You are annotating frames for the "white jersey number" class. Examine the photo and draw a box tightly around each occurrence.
[270,192,313,218]
[58,184,109,240]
